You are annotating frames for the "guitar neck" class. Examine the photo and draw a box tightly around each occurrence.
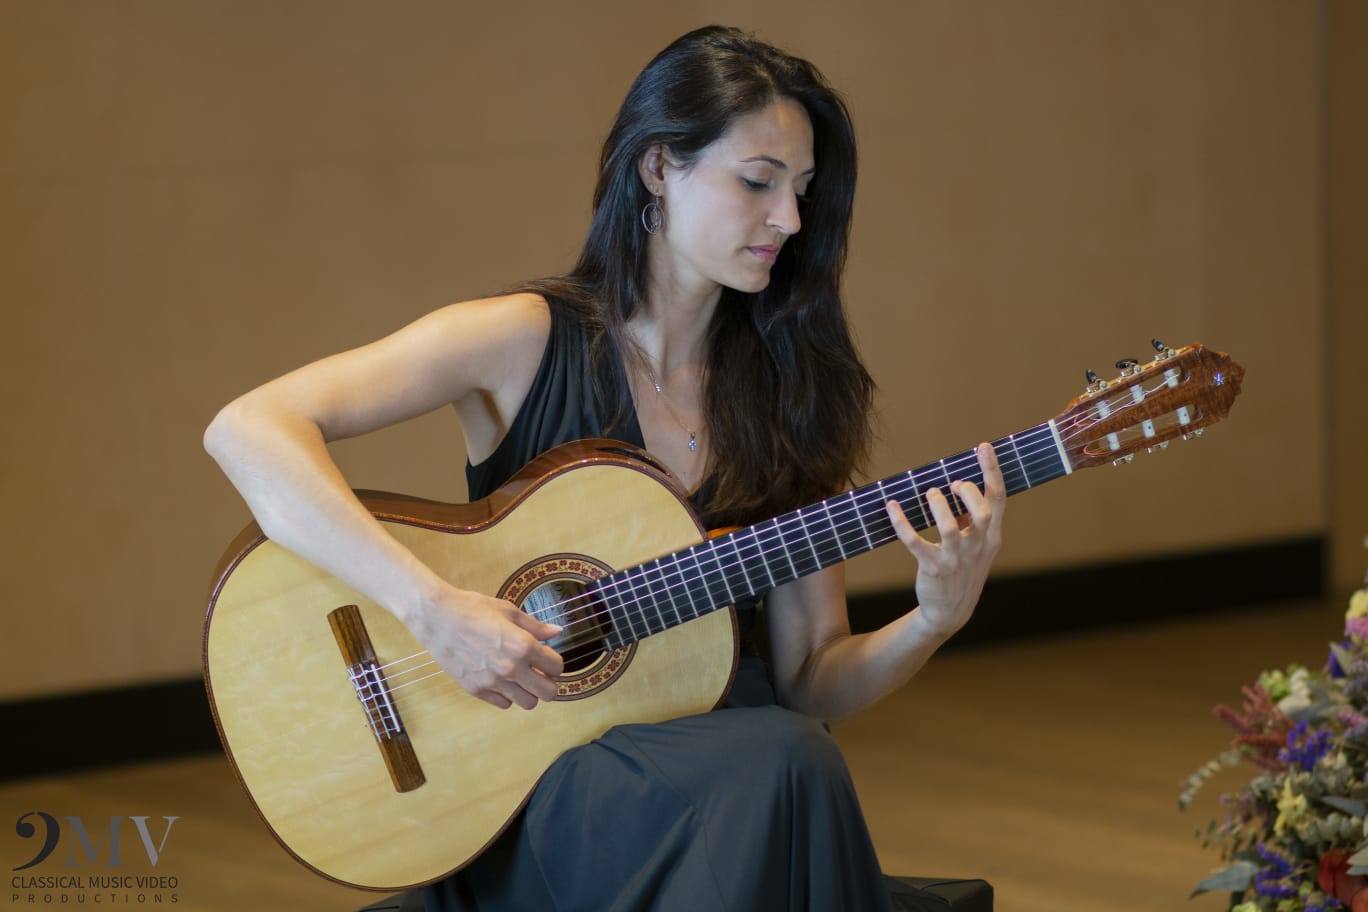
[592,420,1073,647]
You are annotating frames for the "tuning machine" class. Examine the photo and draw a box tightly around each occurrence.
[1084,369,1108,393]
[1115,358,1140,377]
[1180,428,1205,441]
[1111,453,1135,466]
[1145,441,1170,454]
[1151,338,1176,361]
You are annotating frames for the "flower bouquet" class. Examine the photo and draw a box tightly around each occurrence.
[1181,579,1368,911]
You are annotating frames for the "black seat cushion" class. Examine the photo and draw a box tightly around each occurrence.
[885,874,994,912]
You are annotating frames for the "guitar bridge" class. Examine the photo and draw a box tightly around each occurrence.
[327,604,426,793]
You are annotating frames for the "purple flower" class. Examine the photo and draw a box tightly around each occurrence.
[1253,874,1296,899]
[1253,842,1302,900]
[1331,644,1346,679]
[1257,842,1296,876]
[1339,707,1368,728]
[1279,720,1335,771]
[1347,616,1368,640]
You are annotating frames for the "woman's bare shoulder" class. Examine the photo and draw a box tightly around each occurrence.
[212,291,554,444]
[431,290,553,391]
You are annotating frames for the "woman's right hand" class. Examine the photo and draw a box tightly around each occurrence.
[408,584,565,710]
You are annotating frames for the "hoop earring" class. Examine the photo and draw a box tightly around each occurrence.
[641,196,663,234]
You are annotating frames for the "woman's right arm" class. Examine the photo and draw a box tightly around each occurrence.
[202,292,563,710]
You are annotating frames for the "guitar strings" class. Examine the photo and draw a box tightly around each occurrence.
[359,455,1073,708]
[373,428,1060,682]
[381,395,1112,669]
[357,375,1185,707]
[481,379,1166,646]
[360,434,1069,707]
[362,381,1172,701]
[523,370,1185,643]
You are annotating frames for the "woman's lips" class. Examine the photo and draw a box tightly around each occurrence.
[747,246,778,262]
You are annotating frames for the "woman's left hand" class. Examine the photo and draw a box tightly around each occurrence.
[885,442,1006,640]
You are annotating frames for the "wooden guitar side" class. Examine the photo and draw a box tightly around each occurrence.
[202,440,740,890]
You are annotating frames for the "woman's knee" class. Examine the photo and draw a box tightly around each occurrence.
[752,707,850,780]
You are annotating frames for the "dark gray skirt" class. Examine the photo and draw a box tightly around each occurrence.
[407,655,893,912]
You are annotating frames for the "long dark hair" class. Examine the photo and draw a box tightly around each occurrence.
[490,24,875,527]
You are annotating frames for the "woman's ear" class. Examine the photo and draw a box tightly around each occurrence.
[637,144,671,195]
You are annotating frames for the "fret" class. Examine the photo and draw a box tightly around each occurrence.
[724,532,758,596]
[749,525,776,589]
[626,567,656,638]
[868,481,897,542]
[671,551,700,620]
[1014,429,1043,489]
[617,567,646,637]
[904,470,929,528]
[937,457,958,517]
[875,478,893,531]
[609,577,642,642]
[651,557,683,627]
[852,489,875,551]
[707,541,736,604]
[994,433,1028,494]
[792,507,823,576]
[772,516,798,580]
[642,567,667,635]
[820,498,847,561]
[1005,433,1030,489]
[688,544,729,611]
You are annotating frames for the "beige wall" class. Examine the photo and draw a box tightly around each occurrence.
[0,1,1332,700]
[1329,0,1368,602]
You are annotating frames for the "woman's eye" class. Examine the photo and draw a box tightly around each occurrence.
[745,178,809,202]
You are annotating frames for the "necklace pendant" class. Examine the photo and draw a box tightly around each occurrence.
[687,432,698,453]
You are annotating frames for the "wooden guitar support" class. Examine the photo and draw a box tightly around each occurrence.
[327,605,426,793]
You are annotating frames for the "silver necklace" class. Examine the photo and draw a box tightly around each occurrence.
[639,360,699,453]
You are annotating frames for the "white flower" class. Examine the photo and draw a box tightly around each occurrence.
[1277,667,1313,714]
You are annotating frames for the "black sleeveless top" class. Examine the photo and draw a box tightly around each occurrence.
[464,298,775,705]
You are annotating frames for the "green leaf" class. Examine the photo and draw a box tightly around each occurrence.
[1320,796,1368,817]
[1189,860,1256,898]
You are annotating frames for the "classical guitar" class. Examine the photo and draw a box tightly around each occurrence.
[203,340,1243,891]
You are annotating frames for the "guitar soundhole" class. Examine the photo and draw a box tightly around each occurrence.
[501,555,635,699]
[521,578,607,673]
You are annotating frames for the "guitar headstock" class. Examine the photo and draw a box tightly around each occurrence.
[1053,340,1244,471]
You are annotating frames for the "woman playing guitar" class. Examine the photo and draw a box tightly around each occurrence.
[204,24,1006,911]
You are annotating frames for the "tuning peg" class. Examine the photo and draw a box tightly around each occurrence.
[1145,441,1170,453]
[1180,428,1205,441]
[1111,453,1135,466]
[1151,339,1176,360]
[1116,358,1140,376]
[1084,369,1107,393]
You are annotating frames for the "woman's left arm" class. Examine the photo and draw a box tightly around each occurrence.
[766,443,1007,723]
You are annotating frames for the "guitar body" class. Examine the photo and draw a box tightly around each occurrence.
[203,439,738,891]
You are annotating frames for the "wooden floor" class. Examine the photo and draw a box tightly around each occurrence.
[2,597,1341,911]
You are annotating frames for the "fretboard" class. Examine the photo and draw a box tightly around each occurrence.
[591,421,1071,648]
